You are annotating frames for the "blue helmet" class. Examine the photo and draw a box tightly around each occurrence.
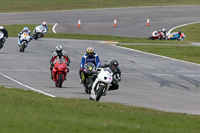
[23,27,29,31]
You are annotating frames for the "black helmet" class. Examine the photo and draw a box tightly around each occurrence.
[178,31,182,35]
[109,59,119,71]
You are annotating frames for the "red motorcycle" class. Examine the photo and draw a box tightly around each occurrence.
[52,59,68,88]
[148,30,164,40]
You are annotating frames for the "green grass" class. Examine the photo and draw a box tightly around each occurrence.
[3,24,188,44]
[118,45,200,64]
[172,23,200,43]
[0,0,200,13]
[0,86,200,133]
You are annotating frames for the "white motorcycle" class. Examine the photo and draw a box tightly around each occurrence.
[18,32,31,52]
[0,31,5,49]
[89,68,113,101]
[33,25,45,40]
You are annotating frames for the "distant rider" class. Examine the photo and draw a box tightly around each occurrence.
[0,26,8,39]
[79,47,101,83]
[176,31,185,41]
[160,28,167,40]
[41,21,48,36]
[50,45,70,79]
[18,27,32,45]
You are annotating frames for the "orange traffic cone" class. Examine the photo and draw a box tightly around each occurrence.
[77,19,81,28]
[113,18,117,27]
[146,17,150,26]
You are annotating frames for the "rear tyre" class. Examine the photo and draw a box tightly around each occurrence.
[33,34,37,40]
[0,42,3,49]
[95,85,104,101]
[58,73,63,88]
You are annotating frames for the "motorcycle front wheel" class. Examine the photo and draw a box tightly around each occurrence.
[95,85,104,101]
[58,73,63,88]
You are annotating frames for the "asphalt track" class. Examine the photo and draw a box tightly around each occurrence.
[1,6,200,115]
[1,5,200,37]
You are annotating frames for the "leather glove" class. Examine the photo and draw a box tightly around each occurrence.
[80,68,83,72]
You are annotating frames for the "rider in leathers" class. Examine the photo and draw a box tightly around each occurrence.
[100,59,121,91]
[0,26,8,39]
[79,47,101,83]
[90,59,121,99]
[50,45,70,79]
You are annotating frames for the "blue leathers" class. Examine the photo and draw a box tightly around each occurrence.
[80,53,101,68]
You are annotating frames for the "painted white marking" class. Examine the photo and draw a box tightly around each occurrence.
[113,45,200,67]
[52,23,57,33]
[0,72,56,97]
[168,21,200,34]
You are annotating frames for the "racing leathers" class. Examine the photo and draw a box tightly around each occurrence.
[100,64,121,90]
[50,51,70,79]
[79,53,101,77]
[18,30,32,45]
[0,28,8,39]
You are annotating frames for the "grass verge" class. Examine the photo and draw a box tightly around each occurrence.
[0,86,200,133]
[4,24,187,44]
[118,45,200,64]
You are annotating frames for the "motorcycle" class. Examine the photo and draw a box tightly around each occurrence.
[52,58,68,88]
[148,30,165,40]
[33,25,45,40]
[81,62,96,94]
[89,68,113,101]
[18,32,31,52]
[0,31,5,49]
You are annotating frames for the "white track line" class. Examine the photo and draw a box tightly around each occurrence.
[168,21,200,34]
[0,72,56,98]
[52,23,57,33]
[113,45,200,67]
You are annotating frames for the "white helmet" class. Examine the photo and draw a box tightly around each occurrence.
[162,28,166,32]
[55,45,63,54]
[0,26,4,29]
[42,21,47,26]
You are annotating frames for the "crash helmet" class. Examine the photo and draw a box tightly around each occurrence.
[109,59,119,71]
[55,45,63,57]
[23,27,29,31]
[42,21,47,26]
[178,31,182,35]
[0,26,4,29]
[162,28,166,32]
[86,47,94,57]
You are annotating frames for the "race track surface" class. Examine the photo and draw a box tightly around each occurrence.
[1,37,200,115]
[1,6,200,115]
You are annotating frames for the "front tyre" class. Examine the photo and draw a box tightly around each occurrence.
[95,85,104,101]
[58,73,63,88]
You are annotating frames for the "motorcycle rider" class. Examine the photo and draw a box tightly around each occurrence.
[18,27,32,45]
[79,47,101,83]
[100,59,121,91]
[0,26,8,39]
[50,45,70,79]
[41,21,48,35]
[89,59,121,99]
[160,28,167,40]
[177,31,185,41]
